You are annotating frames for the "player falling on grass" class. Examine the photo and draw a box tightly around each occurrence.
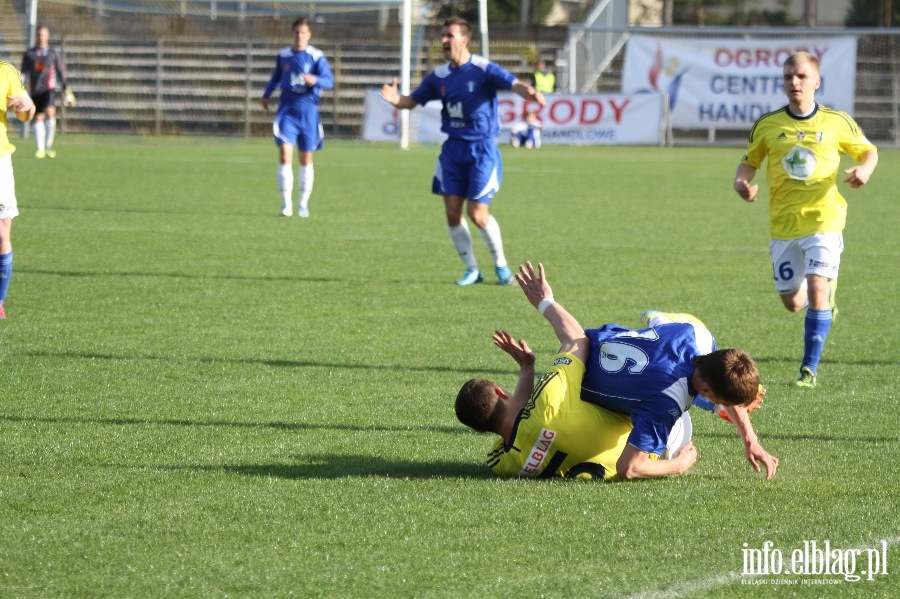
[0,61,37,319]
[20,25,68,159]
[457,263,776,480]
[261,17,334,218]
[381,17,545,286]
[734,52,878,389]
[455,265,697,480]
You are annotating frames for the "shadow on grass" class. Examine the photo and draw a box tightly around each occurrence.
[217,455,487,480]
[18,268,339,284]
[25,349,514,376]
[0,413,468,436]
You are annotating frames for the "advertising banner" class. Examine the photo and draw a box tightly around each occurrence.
[361,89,665,145]
[621,36,857,130]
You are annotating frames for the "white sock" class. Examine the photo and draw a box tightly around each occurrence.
[448,220,478,270]
[33,121,46,153]
[298,164,314,209]
[277,164,293,212]
[46,118,57,150]
[477,215,507,268]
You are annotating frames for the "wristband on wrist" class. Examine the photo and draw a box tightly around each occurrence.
[538,298,555,315]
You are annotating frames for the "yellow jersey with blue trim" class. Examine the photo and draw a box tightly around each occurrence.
[486,352,633,481]
[741,104,876,240]
[0,61,28,157]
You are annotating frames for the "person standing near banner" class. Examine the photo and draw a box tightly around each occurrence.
[733,51,878,389]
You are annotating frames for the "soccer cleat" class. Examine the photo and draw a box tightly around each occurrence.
[297,206,310,218]
[456,268,483,286]
[495,265,514,286]
[46,149,57,159]
[794,367,817,388]
[0,301,5,319]
[35,150,46,159]
[280,207,292,217]
[717,384,765,423]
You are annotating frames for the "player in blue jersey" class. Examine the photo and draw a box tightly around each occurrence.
[381,17,546,286]
[581,310,776,480]
[733,52,878,388]
[455,263,697,480]
[261,17,334,218]
[457,262,777,481]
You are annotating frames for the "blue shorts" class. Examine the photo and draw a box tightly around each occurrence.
[432,137,502,203]
[273,107,324,152]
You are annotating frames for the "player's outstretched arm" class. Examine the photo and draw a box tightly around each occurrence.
[493,330,536,410]
[515,262,588,362]
[721,405,779,480]
[381,77,418,110]
[616,443,697,480]
[510,80,545,108]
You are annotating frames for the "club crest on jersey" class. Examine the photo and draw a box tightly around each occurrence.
[817,132,823,142]
[467,81,475,93]
[797,131,805,141]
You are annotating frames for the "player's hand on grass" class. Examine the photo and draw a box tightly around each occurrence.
[744,440,779,480]
[672,441,698,474]
[492,330,535,369]
[515,262,554,311]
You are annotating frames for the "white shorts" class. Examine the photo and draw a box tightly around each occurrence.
[662,412,692,460]
[0,154,19,220]
[769,233,843,294]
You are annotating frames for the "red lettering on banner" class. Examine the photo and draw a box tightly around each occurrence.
[579,99,603,124]
[714,46,829,68]
[549,99,576,124]
[499,97,517,123]
[608,98,631,123]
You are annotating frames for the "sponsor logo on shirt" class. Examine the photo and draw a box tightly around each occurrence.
[553,357,572,366]
[517,428,556,477]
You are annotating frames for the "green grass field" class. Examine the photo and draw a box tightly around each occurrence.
[1,137,897,598]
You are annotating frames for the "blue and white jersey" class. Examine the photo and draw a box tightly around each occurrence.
[410,55,516,141]
[262,45,334,113]
[581,322,716,456]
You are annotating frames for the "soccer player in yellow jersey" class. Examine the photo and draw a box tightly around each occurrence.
[455,263,697,480]
[0,61,36,320]
[733,52,878,388]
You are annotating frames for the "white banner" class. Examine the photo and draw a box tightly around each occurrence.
[622,36,857,130]
[361,89,665,145]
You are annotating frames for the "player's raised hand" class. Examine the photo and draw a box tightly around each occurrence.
[515,262,553,310]
[492,330,535,368]
[381,77,400,106]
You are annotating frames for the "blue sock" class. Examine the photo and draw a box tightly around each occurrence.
[692,395,717,412]
[0,251,11,302]
[802,309,833,373]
